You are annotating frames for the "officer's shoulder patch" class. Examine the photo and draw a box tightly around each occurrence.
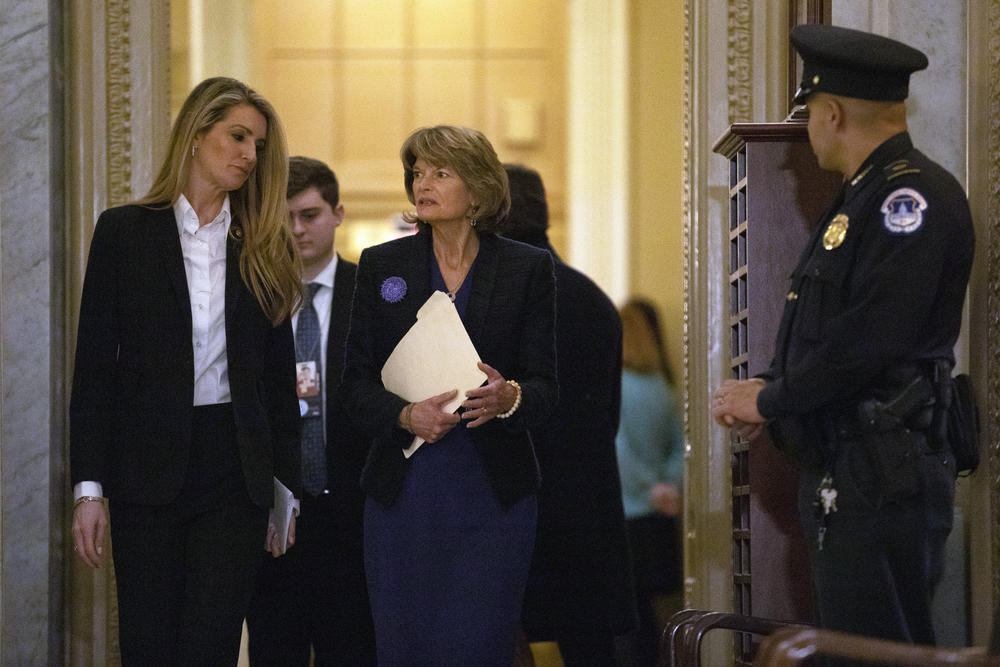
[884,159,920,181]
[881,187,927,234]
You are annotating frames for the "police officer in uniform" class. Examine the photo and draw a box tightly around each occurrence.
[712,24,975,650]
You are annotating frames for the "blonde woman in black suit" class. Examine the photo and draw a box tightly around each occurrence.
[70,77,302,666]
[340,125,557,665]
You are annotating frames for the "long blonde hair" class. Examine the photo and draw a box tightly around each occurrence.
[137,77,301,324]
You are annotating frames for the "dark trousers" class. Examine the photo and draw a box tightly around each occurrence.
[798,439,955,665]
[109,403,267,667]
[555,629,617,667]
[246,492,376,666]
[622,515,682,667]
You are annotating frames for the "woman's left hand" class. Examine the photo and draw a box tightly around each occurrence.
[462,362,516,428]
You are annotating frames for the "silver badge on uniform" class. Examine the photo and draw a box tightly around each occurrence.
[881,188,927,234]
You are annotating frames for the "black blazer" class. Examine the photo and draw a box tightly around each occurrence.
[69,204,301,507]
[522,250,637,635]
[322,256,369,533]
[339,228,557,507]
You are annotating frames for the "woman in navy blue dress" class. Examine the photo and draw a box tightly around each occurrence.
[340,125,557,665]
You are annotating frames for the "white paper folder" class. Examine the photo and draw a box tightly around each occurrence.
[381,290,487,457]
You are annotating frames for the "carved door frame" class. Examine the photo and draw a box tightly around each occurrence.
[684,0,1000,652]
[65,2,171,663]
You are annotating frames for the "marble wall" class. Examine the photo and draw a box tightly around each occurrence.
[832,0,972,647]
[0,0,65,663]
[832,0,968,193]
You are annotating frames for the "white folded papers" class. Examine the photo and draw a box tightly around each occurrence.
[269,476,299,555]
[381,290,487,458]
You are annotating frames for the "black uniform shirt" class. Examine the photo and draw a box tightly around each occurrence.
[757,132,974,420]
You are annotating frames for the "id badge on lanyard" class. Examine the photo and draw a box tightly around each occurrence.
[296,360,323,417]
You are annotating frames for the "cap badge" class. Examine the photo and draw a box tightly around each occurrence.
[881,188,927,234]
[823,214,849,250]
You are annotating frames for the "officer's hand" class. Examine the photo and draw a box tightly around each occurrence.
[729,418,767,442]
[712,378,766,425]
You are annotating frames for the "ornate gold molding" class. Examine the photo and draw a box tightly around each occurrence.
[680,0,694,608]
[106,0,132,207]
[104,2,130,662]
[682,0,692,410]
[727,0,752,123]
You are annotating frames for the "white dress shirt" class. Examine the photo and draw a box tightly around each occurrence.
[175,194,232,406]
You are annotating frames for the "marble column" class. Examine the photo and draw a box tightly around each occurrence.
[0,0,66,663]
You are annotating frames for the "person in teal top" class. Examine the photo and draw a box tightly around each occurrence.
[617,368,684,518]
[615,297,684,666]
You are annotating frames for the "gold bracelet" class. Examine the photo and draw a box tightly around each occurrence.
[73,496,103,510]
[403,403,415,433]
[497,380,522,419]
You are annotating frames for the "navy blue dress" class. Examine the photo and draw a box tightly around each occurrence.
[364,255,538,666]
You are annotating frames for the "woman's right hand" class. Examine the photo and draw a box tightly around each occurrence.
[650,482,682,517]
[72,500,109,569]
[401,389,461,443]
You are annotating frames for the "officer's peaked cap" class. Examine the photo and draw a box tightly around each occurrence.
[791,24,928,105]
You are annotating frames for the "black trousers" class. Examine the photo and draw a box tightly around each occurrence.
[797,436,955,665]
[246,492,376,666]
[624,514,682,667]
[109,403,267,667]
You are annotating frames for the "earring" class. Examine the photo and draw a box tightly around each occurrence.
[470,218,478,228]
[191,145,196,158]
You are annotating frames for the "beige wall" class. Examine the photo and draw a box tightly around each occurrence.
[629,0,686,381]
[171,0,689,374]
[206,0,567,262]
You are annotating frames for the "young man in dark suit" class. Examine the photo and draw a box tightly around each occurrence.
[246,157,376,665]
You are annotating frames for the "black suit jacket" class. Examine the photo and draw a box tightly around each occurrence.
[340,228,557,507]
[522,250,637,635]
[70,204,301,507]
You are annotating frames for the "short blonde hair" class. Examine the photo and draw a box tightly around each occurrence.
[400,125,510,233]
